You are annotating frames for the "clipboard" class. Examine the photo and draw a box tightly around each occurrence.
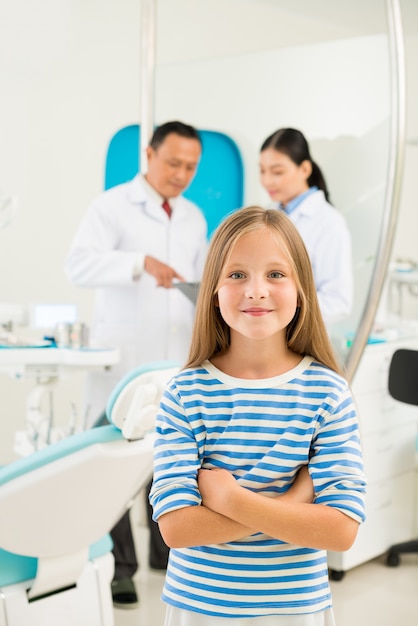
[174,282,200,304]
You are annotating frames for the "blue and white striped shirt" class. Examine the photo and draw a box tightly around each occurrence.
[150,356,366,618]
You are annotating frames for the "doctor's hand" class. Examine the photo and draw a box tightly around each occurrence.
[144,255,186,288]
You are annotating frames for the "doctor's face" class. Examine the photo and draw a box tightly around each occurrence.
[259,149,311,207]
[145,133,201,199]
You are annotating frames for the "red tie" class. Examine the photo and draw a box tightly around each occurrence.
[162,200,172,218]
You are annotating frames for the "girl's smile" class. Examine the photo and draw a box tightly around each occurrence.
[241,307,272,315]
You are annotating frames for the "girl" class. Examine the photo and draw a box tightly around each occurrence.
[150,206,366,626]
[259,128,353,326]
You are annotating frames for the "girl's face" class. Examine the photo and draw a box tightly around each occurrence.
[259,148,311,206]
[216,229,299,345]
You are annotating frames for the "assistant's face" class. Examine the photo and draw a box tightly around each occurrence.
[145,133,201,199]
[259,148,311,207]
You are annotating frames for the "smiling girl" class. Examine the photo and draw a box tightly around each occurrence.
[150,206,366,626]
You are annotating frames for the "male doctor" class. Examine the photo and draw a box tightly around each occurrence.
[65,120,208,608]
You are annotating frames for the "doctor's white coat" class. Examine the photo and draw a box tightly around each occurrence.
[65,175,208,422]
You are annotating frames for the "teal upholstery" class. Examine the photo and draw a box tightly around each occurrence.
[0,425,123,488]
[0,535,112,587]
[0,361,176,596]
[0,427,120,587]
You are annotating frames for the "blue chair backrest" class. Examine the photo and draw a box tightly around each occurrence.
[104,125,244,238]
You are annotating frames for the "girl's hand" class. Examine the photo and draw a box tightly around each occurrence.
[198,467,239,515]
[198,465,314,516]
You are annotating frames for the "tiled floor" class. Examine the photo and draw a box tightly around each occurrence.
[114,523,418,626]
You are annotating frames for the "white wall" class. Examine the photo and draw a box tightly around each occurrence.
[393,31,418,258]
[0,0,142,321]
[391,28,418,319]
[0,0,144,460]
[0,1,417,463]
[156,35,390,198]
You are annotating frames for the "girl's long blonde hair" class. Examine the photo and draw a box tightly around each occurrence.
[185,206,342,375]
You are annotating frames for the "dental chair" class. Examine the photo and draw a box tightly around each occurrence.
[386,349,418,567]
[0,360,179,626]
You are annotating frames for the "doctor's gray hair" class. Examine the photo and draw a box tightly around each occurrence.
[185,206,341,376]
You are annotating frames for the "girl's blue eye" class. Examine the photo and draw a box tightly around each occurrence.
[269,271,284,279]
[230,272,245,279]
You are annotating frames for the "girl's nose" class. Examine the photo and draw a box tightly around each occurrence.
[245,279,269,299]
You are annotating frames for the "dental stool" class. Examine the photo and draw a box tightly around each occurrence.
[0,360,179,626]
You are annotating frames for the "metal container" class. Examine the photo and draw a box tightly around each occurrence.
[54,322,71,348]
[69,322,89,349]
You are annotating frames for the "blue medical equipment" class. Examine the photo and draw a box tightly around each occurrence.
[104,124,244,237]
[0,360,179,626]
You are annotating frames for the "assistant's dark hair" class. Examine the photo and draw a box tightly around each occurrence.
[149,121,202,149]
[261,128,330,202]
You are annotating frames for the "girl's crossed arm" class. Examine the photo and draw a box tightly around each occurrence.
[197,467,359,552]
[157,466,314,548]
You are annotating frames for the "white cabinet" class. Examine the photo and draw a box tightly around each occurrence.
[328,337,418,577]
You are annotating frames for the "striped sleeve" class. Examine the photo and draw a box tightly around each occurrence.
[150,383,202,521]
